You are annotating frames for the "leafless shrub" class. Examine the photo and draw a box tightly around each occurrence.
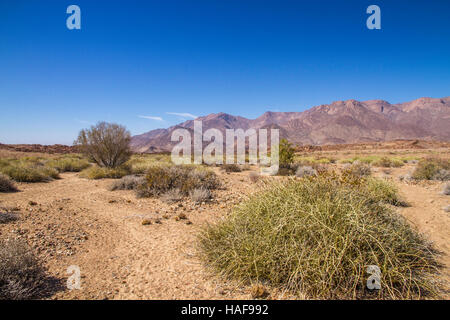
[74,122,132,168]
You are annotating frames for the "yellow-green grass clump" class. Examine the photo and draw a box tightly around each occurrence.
[79,165,131,179]
[199,173,439,299]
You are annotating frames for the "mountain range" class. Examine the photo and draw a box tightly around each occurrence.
[130,97,450,153]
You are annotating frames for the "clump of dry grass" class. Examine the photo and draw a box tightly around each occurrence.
[372,157,404,168]
[0,173,18,192]
[0,238,47,300]
[137,165,220,198]
[47,157,90,172]
[412,158,450,181]
[189,188,211,203]
[199,173,439,299]
[161,188,183,203]
[109,175,144,191]
[0,161,59,182]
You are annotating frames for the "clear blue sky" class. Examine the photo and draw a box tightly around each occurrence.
[1,0,449,144]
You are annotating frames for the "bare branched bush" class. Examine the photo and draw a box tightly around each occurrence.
[74,122,131,168]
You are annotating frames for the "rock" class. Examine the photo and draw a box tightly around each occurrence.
[141,219,152,225]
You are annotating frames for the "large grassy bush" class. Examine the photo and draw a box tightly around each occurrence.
[412,158,450,181]
[0,161,59,182]
[199,173,439,299]
[136,165,220,198]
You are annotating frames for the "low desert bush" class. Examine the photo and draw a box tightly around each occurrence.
[0,212,19,224]
[199,173,438,299]
[137,165,220,198]
[412,158,450,181]
[372,157,404,168]
[0,238,47,300]
[160,188,183,203]
[342,161,371,177]
[189,188,212,203]
[295,166,317,178]
[442,182,450,196]
[0,173,18,192]
[79,165,131,179]
[108,175,144,191]
[249,171,260,183]
[222,164,241,173]
[47,157,90,172]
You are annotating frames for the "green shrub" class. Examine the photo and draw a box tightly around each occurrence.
[79,165,131,179]
[0,238,47,300]
[199,173,439,299]
[137,165,219,198]
[279,139,295,168]
[412,158,450,181]
[0,173,18,192]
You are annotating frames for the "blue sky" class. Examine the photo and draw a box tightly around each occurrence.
[1,0,449,144]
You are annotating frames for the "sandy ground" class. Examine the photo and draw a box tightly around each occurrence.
[1,165,449,299]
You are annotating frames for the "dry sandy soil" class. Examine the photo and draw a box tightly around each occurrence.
[1,158,449,299]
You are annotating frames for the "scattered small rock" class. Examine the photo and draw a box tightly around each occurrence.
[28,201,38,206]
[141,219,152,225]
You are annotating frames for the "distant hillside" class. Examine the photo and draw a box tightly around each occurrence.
[131,97,450,153]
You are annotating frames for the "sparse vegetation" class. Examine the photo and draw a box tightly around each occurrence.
[371,157,404,168]
[0,161,59,182]
[137,165,220,198]
[0,238,47,300]
[199,173,438,299]
[0,173,18,192]
[412,158,450,181]
[74,122,132,168]
[108,175,145,191]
